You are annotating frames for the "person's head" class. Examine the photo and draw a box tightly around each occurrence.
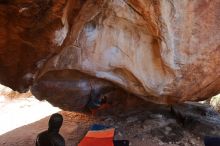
[48,113,63,132]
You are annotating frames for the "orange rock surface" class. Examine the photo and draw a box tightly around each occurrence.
[0,0,219,106]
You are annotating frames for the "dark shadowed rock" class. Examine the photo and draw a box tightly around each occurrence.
[171,102,220,137]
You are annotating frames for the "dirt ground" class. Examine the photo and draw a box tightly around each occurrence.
[0,95,204,146]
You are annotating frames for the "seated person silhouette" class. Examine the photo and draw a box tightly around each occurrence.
[36,113,65,146]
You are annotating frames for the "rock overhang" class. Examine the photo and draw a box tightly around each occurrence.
[0,0,219,108]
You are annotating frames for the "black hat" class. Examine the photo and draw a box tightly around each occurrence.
[48,113,63,132]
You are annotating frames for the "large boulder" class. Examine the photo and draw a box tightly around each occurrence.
[0,0,219,107]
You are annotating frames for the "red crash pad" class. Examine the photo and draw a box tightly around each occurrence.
[78,128,115,146]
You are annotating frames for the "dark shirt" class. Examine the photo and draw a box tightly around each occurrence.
[36,130,65,146]
[204,136,220,146]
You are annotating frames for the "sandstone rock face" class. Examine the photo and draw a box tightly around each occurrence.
[0,0,67,91]
[0,0,220,107]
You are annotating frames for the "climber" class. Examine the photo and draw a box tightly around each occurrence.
[36,113,65,146]
[86,89,111,115]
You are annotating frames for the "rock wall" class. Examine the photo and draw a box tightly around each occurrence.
[0,0,219,107]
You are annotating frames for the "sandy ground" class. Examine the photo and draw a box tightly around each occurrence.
[0,94,205,146]
[0,96,60,135]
